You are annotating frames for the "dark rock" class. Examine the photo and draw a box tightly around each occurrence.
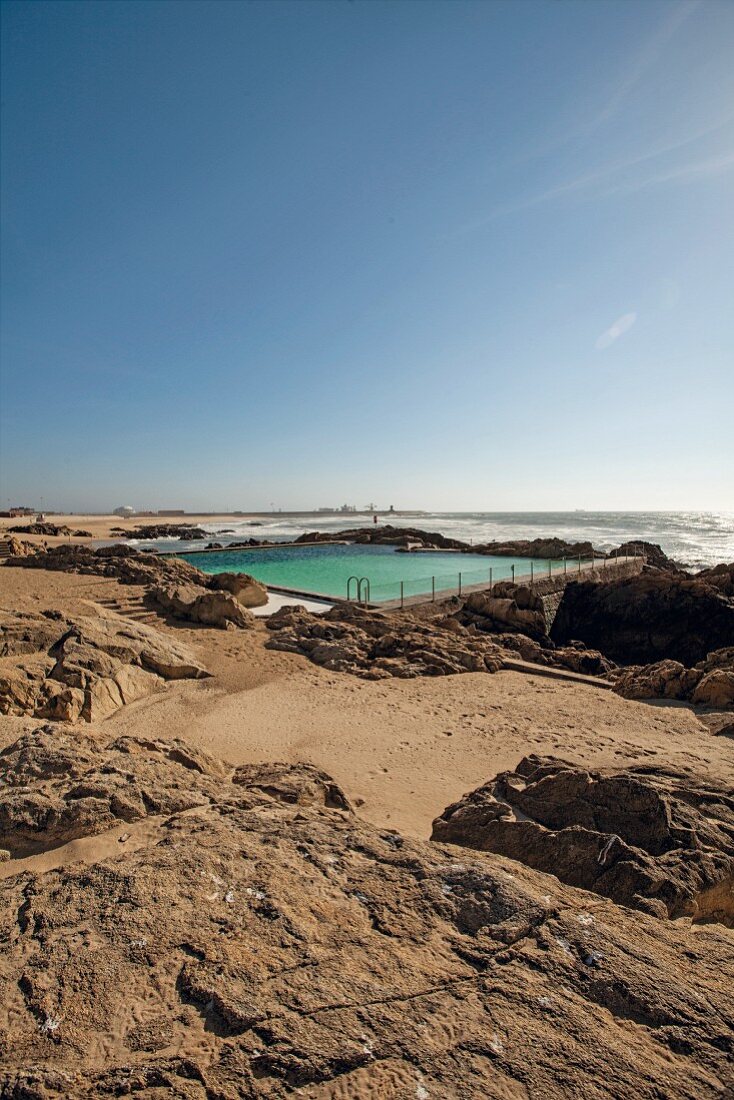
[698,562,734,597]
[295,526,469,550]
[550,567,734,665]
[120,524,209,540]
[8,523,92,537]
[614,541,679,570]
[432,755,734,925]
[474,538,600,559]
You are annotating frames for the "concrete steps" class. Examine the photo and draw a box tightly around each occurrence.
[95,595,160,626]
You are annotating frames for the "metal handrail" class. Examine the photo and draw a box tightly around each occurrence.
[346,575,360,601]
[357,577,370,606]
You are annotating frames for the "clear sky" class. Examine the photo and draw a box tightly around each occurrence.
[1,0,732,513]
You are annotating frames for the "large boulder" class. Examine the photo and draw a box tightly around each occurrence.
[432,755,734,925]
[0,609,209,723]
[550,567,734,664]
[1,536,37,557]
[209,571,268,608]
[0,732,732,1097]
[150,583,255,629]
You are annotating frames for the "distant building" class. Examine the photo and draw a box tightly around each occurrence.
[158,509,186,516]
[113,506,136,517]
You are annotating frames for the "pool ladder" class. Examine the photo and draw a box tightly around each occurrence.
[346,576,371,605]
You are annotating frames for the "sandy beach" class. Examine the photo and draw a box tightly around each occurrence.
[3,562,731,840]
[0,513,256,544]
[1,530,733,1096]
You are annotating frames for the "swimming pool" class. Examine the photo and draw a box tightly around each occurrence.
[177,543,570,604]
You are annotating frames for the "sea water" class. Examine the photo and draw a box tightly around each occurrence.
[145,511,734,570]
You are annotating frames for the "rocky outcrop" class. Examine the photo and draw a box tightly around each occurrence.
[613,648,734,706]
[614,541,679,570]
[0,732,732,1097]
[4,543,208,586]
[265,602,614,681]
[497,632,616,676]
[432,755,734,925]
[5,544,267,626]
[1,536,38,557]
[294,528,608,560]
[8,523,92,537]
[150,583,255,629]
[120,524,208,540]
[266,603,507,678]
[550,567,734,665]
[295,525,469,549]
[698,562,734,597]
[0,609,209,723]
[474,537,599,559]
[462,583,548,639]
[0,728,228,856]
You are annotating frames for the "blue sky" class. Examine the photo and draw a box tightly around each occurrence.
[1,0,732,512]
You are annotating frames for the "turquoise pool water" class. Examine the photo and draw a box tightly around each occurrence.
[178,544,569,603]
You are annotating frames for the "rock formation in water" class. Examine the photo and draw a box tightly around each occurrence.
[614,540,680,570]
[0,730,732,1097]
[294,526,605,559]
[432,755,734,925]
[8,522,93,537]
[295,525,470,550]
[473,537,599,559]
[0,609,209,722]
[550,566,734,665]
[117,524,209,540]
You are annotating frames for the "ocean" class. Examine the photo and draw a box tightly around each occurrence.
[176,511,734,570]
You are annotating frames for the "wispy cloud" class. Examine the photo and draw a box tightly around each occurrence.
[455,118,734,230]
[507,1,701,167]
[595,313,637,351]
[581,1,700,135]
[599,150,734,196]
